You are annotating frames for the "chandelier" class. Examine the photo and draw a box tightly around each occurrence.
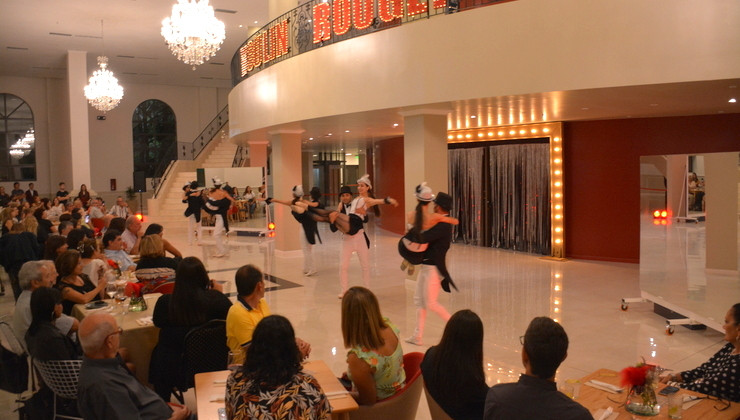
[161,0,226,69]
[84,56,124,112]
[9,128,35,158]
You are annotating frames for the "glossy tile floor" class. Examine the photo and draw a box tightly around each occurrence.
[0,215,732,419]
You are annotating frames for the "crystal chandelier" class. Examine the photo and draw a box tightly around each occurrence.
[84,56,124,112]
[161,0,226,69]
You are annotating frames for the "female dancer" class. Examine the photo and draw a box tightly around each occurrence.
[269,185,323,276]
[398,182,458,276]
[203,178,235,258]
[182,181,203,245]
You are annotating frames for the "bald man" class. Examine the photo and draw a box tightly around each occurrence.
[77,313,190,420]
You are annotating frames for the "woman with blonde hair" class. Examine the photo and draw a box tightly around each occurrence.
[1,206,19,236]
[137,234,181,271]
[341,286,405,405]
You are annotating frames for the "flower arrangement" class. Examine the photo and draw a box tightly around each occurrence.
[107,259,122,278]
[620,360,660,416]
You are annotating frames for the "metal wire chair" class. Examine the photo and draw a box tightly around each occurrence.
[33,359,83,420]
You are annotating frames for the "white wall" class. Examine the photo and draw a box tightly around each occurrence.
[229,0,740,136]
[0,75,228,197]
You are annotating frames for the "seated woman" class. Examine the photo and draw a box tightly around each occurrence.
[341,286,405,405]
[43,235,68,260]
[25,286,81,361]
[150,256,232,401]
[143,223,182,258]
[421,309,488,420]
[55,250,106,315]
[34,206,54,246]
[79,238,114,286]
[135,235,180,293]
[226,314,330,420]
[660,303,740,402]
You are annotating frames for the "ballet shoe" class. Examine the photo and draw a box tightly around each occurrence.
[400,260,408,271]
[404,336,422,346]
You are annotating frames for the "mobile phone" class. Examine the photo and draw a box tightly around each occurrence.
[85,215,90,223]
[338,377,352,389]
[659,385,680,395]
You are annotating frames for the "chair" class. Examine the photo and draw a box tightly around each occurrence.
[33,359,83,420]
[349,352,424,420]
[150,280,176,295]
[89,217,105,233]
[423,381,454,420]
[183,320,229,388]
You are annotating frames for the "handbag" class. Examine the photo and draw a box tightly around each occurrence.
[0,321,28,394]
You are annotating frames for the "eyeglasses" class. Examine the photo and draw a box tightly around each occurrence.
[106,327,123,339]
[701,395,732,412]
[519,335,525,345]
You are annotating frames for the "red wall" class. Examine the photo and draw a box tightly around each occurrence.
[372,136,406,235]
[564,113,740,263]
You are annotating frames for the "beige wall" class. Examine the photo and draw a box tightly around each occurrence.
[229,0,740,137]
[0,75,228,197]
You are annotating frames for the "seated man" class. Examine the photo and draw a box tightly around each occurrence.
[121,216,143,255]
[77,312,190,420]
[107,197,132,219]
[12,260,78,349]
[102,230,136,272]
[226,265,310,359]
[483,317,591,420]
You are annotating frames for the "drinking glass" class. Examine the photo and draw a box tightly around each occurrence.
[667,393,683,419]
[105,283,117,300]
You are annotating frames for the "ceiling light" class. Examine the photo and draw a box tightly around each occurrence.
[729,98,737,103]
[470,115,476,119]
[161,0,226,69]
[327,133,332,136]
[345,130,350,133]
[309,137,314,140]
[346,153,352,156]
[84,56,124,112]
[254,20,258,24]
[393,123,399,127]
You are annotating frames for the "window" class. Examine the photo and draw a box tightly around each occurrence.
[0,93,36,181]
[132,100,177,178]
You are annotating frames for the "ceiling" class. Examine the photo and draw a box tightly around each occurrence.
[1,0,738,156]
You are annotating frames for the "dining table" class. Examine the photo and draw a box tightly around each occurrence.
[194,359,359,420]
[72,293,162,385]
[576,368,740,419]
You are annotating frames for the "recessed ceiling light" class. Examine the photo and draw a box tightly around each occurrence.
[254,20,258,24]
[327,133,332,136]
[313,154,317,157]
[340,148,344,151]
[729,98,737,103]
[393,123,399,127]
[346,153,352,156]
[239,25,243,28]
[309,137,314,140]
[345,130,350,133]
[470,115,476,119]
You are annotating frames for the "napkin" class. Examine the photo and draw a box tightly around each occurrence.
[585,380,623,394]
[593,407,618,420]
[682,395,702,410]
[135,316,153,326]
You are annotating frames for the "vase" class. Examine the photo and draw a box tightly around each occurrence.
[129,296,148,312]
[625,384,660,416]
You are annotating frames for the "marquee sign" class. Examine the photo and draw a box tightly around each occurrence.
[232,0,513,85]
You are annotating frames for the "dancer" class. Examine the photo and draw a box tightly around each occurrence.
[406,192,456,346]
[269,185,323,276]
[182,181,203,245]
[203,178,235,258]
[398,182,459,277]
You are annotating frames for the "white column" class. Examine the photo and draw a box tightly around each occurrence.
[704,152,738,272]
[67,51,92,189]
[400,107,451,216]
[269,130,304,254]
[248,140,268,168]
[302,152,314,190]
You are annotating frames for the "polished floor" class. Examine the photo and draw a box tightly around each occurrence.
[0,215,731,418]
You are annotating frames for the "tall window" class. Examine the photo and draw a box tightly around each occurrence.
[0,93,36,181]
[132,100,177,178]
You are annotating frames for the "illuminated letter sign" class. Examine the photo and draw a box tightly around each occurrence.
[353,0,374,30]
[378,0,403,22]
[433,0,446,8]
[241,20,290,75]
[407,0,428,16]
[333,0,352,35]
[313,3,332,43]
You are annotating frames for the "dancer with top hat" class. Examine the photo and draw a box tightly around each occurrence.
[203,178,235,258]
[182,181,203,245]
[406,191,457,346]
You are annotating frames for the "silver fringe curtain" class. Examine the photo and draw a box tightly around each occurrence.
[449,142,551,254]
[489,144,551,254]
[449,148,485,245]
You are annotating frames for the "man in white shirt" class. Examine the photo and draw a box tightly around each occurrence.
[88,198,105,219]
[12,261,78,349]
[107,197,131,219]
[121,216,143,254]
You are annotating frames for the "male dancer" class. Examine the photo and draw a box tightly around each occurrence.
[335,185,370,298]
[182,181,203,245]
[406,192,457,346]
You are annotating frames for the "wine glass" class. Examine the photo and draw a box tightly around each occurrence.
[105,283,117,300]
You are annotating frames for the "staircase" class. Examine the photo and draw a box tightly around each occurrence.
[148,137,239,228]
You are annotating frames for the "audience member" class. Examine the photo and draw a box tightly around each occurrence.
[79,238,113,286]
[144,223,182,258]
[56,182,70,204]
[10,182,25,202]
[25,182,38,204]
[34,206,54,245]
[107,197,131,219]
[226,315,330,420]
[483,317,591,420]
[421,309,488,420]
[107,217,126,235]
[13,261,77,349]
[659,303,739,402]
[55,250,106,315]
[47,197,64,221]
[103,230,136,272]
[137,235,181,271]
[341,286,405,405]
[0,222,42,299]
[66,228,89,251]
[87,198,105,219]
[150,257,232,400]
[1,206,19,235]
[43,235,69,260]
[0,186,10,207]
[25,287,81,361]
[77,313,191,420]
[226,264,310,358]
[77,184,91,208]
[58,220,74,237]
[121,216,142,254]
